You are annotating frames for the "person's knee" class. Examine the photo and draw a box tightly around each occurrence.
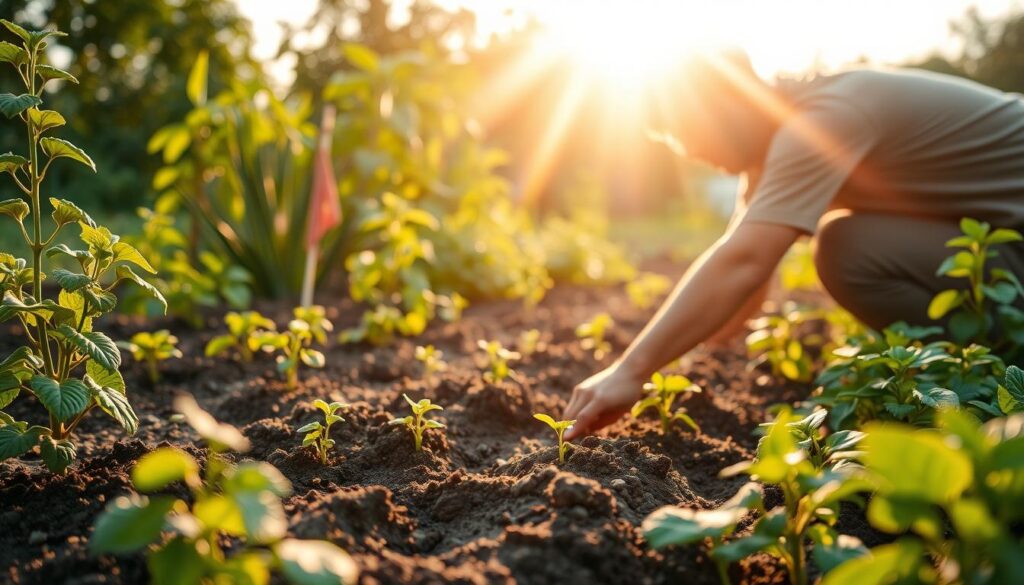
[813,212,862,297]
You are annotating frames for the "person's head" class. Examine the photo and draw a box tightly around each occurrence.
[651,48,780,173]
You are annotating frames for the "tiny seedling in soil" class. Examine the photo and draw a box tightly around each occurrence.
[576,313,613,359]
[631,372,701,433]
[389,394,445,451]
[518,328,543,356]
[477,339,521,383]
[415,344,447,382]
[626,272,672,309]
[293,304,334,344]
[534,413,575,464]
[252,309,331,389]
[117,330,182,384]
[204,310,277,362]
[296,399,348,465]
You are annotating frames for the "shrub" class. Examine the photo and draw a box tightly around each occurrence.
[0,20,163,472]
[631,372,701,433]
[388,393,445,451]
[117,330,182,384]
[296,399,348,465]
[91,395,358,585]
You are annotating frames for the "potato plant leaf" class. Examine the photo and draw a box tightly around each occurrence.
[27,108,65,133]
[0,93,42,119]
[87,377,138,435]
[40,137,96,172]
[50,198,95,227]
[90,494,178,554]
[0,41,26,65]
[0,153,28,174]
[132,447,198,492]
[39,435,76,472]
[50,268,91,292]
[114,265,167,314]
[29,375,90,421]
[0,422,46,459]
[35,64,78,85]
[112,242,157,274]
[0,198,29,221]
[56,325,121,370]
[86,359,124,393]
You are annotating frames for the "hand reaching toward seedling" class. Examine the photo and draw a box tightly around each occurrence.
[563,363,646,440]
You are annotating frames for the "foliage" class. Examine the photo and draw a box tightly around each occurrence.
[626,272,672,310]
[91,395,358,585]
[518,328,543,356]
[825,409,1024,585]
[388,393,445,451]
[477,339,520,383]
[533,413,575,464]
[643,410,867,585]
[758,409,865,472]
[576,313,614,360]
[414,344,447,382]
[746,302,818,382]
[251,308,331,390]
[0,20,164,473]
[204,310,277,362]
[631,372,701,433]
[296,399,348,465]
[117,330,182,384]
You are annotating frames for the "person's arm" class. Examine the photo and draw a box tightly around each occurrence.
[563,220,801,439]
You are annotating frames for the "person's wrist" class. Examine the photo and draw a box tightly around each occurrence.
[613,355,650,383]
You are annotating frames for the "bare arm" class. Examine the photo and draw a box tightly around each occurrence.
[563,221,801,439]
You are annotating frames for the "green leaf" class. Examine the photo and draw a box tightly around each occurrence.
[87,359,124,393]
[927,289,963,320]
[82,287,117,314]
[275,539,360,585]
[56,326,121,370]
[50,268,92,292]
[0,292,75,324]
[0,93,42,118]
[90,494,176,554]
[147,537,206,585]
[0,198,29,222]
[40,137,96,172]
[89,380,138,435]
[712,509,786,562]
[223,462,292,497]
[949,311,985,344]
[204,335,235,358]
[807,525,868,573]
[0,41,26,65]
[27,108,65,133]
[987,228,1023,245]
[39,436,76,472]
[0,153,28,173]
[35,64,77,85]
[187,50,208,106]
[0,20,65,50]
[132,447,198,492]
[342,43,379,72]
[0,423,46,459]
[29,376,90,421]
[821,538,924,585]
[112,242,156,274]
[50,198,95,227]
[234,490,287,544]
[642,482,762,548]
[960,217,988,240]
[862,424,973,503]
[115,265,167,314]
[1005,366,1024,403]
[46,243,91,262]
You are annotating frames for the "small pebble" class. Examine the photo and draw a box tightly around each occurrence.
[610,479,626,489]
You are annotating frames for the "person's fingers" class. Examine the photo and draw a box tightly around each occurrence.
[564,386,590,420]
[565,400,603,441]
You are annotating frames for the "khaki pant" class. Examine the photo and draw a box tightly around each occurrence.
[813,211,1024,331]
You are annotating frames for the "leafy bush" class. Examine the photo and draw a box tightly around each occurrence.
[117,330,182,384]
[205,310,277,362]
[297,399,348,465]
[0,20,164,473]
[389,393,445,451]
[631,372,701,433]
[91,395,358,585]
[825,408,1024,585]
[534,413,575,464]
[643,410,867,585]
[576,313,614,360]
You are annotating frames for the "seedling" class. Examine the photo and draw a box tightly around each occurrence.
[252,317,326,390]
[631,372,701,433]
[518,328,542,356]
[477,339,521,383]
[757,409,864,472]
[293,304,334,344]
[117,330,182,384]
[533,413,575,464]
[576,313,613,359]
[928,218,1024,348]
[204,310,277,362]
[0,20,163,473]
[626,272,671,309]
[389,393,445,451]
[745,303,818,382]
[414,344,447,382]
[296,399,348,465]
[91,395,357,584]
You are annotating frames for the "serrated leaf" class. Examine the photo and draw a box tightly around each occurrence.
[39,435,76,472]
[0,153,28,173]
[87,359,124,393]
[88,379,138,435]
[0,198,29,222]
[81,287,116,314]
[57,325,121,370]
[0,292,75,324]
[112,241,156,274]
[50,198,94,227]
[40,137,96,172]
[50,268,92,292]
[27,108,65,133]
[0,93,42,119]
[90,494,176,554]
[35,64,77,84]
[0,423,46,459]
[29,376,89,421]
[0,41,26,66]
[115,265,166,314]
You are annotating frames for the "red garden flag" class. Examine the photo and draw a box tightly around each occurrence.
[306,104,341,250]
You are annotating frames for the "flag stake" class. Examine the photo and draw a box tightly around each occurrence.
[300,104,340,308]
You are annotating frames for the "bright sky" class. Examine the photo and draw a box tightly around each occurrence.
[236,0,1020,84]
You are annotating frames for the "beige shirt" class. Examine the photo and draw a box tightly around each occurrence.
[741,68,1024,233]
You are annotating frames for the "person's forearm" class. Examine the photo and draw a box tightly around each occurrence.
[615,242,772,379]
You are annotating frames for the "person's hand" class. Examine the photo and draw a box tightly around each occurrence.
[563,363,646,440]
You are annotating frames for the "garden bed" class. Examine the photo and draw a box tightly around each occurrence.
[1,268,878,585]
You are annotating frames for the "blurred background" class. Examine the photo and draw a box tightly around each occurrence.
[1,0,1023,329]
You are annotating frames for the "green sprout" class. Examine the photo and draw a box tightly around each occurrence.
[389,393,445,451]
[91,395,358,584]
[576,313,613,359]
[252,316,327,390]
[477,339,521,383]
[117,330,182,384]
[534,413,576,464]
[293,304,334,344]
[414,344,447,382]
[745,302,818,382]
[626,272,672,309]
[296,399,348,465]
[631,372,701,433]
[204,310,277,362]
[518,328,542,356]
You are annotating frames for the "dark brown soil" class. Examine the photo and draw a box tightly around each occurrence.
[0,267,873,585]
